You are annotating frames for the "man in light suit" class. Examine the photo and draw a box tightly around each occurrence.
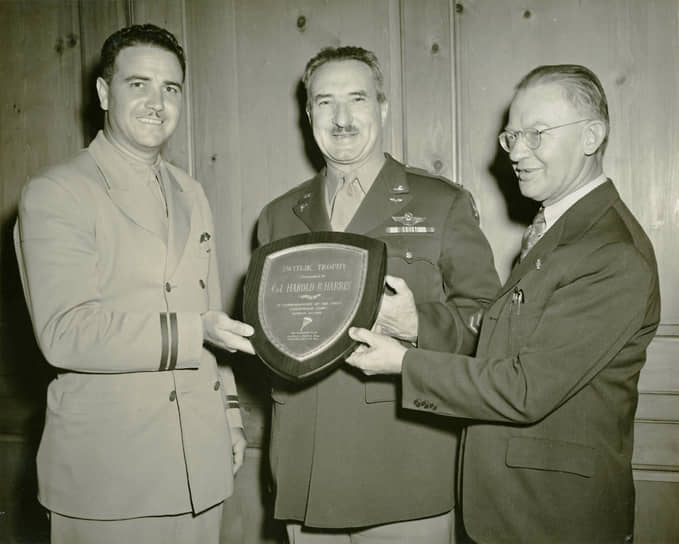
[257,46,500,543]
[14,24,254,543]
[347,64,661,543]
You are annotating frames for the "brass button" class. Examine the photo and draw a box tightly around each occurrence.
[199,279,206,289]
[213,380,221,391]
[169,390,176,402]
[405,250,414,260]
[165,282,172,292]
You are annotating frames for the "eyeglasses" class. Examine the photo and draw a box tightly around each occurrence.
[498,118,591,152]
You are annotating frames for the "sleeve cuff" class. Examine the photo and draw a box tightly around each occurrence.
[159,312,202,370]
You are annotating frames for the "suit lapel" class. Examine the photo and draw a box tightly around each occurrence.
[106,183,166,239]
[346,157,414,234]
[499,180,620,297]
[89,131,167,240]
[164,168,194,276]
[293,174,331,231]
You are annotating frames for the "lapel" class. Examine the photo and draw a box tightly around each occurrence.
[163,166,195,276]
[88,131,166,240]
[345,155,414,234]
[292,173,332,231]
[499,180,620,298]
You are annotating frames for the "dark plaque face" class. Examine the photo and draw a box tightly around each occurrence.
[244,232,386,382]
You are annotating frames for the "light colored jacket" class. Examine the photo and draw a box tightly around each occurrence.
[14,131,240,519]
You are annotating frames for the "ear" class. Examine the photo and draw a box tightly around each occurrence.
[380,99,389,126]
[583,120,606,156]
[96,77,110,111]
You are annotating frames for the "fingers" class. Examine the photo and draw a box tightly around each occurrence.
[348,326,375,346]
[231,428,247,475]
[203,311,256,354]
[220,332,256,355]
[384,275,407,293]
[216,314,254,337]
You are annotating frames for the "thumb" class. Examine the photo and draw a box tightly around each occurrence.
[219,315,254,336]
[349,326,376,345]
[384,275,407,293]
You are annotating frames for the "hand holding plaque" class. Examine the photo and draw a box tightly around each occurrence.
[243,232,386,382]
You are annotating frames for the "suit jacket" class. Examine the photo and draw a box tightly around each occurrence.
[14,131,241,519]
[257,155,500,528]
[402,181,661,543]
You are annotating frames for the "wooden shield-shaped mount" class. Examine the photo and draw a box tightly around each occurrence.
[243,232,386,382]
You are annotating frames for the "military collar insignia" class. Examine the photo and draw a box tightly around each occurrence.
[294,191,314,213]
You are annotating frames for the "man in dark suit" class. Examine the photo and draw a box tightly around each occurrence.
[347,64,660,544]
[256,46,500,542]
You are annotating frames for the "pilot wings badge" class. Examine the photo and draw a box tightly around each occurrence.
[385,212,435,234]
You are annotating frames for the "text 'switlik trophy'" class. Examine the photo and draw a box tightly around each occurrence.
[243,232,386,382]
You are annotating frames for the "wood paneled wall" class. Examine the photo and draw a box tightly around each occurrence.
[1,1,677,542]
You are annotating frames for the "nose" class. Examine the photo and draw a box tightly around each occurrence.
[332,102,352,128]
[508,134,531,162]
[144,85,164,112]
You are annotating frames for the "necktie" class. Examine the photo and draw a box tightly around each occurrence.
[520,207,546,260]
[330,176,364,231]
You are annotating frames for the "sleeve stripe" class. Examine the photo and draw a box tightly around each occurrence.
[159,313,169,370]
[168,312,178,370]
[227,401,240,408]
[226,395,239,401]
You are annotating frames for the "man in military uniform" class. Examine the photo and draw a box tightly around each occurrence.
[256,45,500,543]
[14,24,254,543]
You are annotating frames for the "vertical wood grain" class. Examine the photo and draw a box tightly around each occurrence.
[77,0,128,142]
[0,0,83,401]
[454,0,679,330]
[400,0,455,180]
[0,2,84,540]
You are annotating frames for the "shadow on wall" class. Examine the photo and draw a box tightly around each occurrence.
[487,107,541,269]
[488,107,541,226]
[1,210,53,543]
[296,79,325,174]
[81,58,105,145]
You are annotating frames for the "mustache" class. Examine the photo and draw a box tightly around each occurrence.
[332,126,359,135]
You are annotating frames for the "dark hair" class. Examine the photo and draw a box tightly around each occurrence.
[516,64,609,152]
[100,24,186,83]
[302,46,386,110]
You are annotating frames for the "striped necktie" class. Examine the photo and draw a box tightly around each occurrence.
[520,207,546,260]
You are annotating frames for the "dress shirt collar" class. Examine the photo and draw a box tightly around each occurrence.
[324,154,387,212]
[89,130,164,190]
[542,173,608,231]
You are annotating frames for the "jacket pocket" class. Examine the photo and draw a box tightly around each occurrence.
[365,377,398,403]
[505,436,595,478]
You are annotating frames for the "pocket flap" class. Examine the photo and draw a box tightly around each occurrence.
[365,378,398,403]
[506,436,595,478]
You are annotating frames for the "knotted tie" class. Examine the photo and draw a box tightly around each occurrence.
[330,175,364,231]
[520,207,546,260]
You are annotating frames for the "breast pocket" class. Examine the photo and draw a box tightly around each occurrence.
[507,294,545,354]
[381,236,441,302]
